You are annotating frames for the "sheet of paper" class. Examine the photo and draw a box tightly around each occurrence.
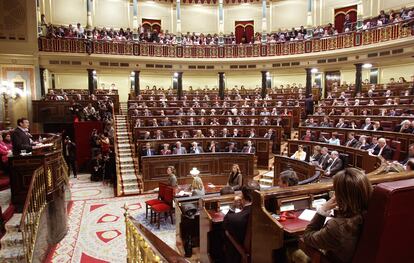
[207,183,216,188]
[280,203,295,212]
[220,205,230,214]
[299,209,317,221]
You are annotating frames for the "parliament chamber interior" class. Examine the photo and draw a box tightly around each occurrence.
[1,0,414,262]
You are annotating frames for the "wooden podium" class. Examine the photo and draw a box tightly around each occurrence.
[8,133,69,254]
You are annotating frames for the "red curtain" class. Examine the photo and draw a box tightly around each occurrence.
[334,5,357,33]
[235,21,254,44]
[74,121,104,171]
[142,19,162,33]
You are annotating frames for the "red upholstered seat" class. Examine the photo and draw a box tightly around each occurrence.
[353,178,414,263]
[145,199,163,206]
[145,186,165,218]
[151,203,171,213]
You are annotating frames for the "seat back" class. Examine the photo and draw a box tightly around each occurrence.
[391,141,401,161]
[338,153,349,168]
[353,179,414,263]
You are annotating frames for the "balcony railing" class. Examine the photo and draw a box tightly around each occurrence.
[38,22,413,59]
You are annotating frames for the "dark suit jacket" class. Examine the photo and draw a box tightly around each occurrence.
[11,128,33,155]
[63,142,76,160]
[361,124,373,130]
[325,158,343,176]
[141,149,156,156]
[242,146,255,154]
[336,123,347,128]
[223,204,252,244]
[344,138,357,148]
[372,145,393,160]
[318,154,330,169]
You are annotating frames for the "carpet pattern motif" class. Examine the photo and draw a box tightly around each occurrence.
[46,174,177,263]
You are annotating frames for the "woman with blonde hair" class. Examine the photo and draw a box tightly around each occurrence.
[227,164,242,190]
[191,176,205,196]
[303,168,373,263]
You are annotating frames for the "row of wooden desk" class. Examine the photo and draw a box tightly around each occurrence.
[141,153,256,191]
[137,137,274,169]
[297,126,414,161]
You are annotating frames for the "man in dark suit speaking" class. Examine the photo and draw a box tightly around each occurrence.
[11,118,35,155]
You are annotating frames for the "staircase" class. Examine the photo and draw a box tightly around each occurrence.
[0,214,24,262]
[259,170,274,189]
[114,115,143,196]
[0,172,24,262]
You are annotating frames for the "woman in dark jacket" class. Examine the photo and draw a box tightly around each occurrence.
[227,164,242,190]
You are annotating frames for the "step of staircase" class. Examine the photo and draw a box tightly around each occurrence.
[0,246,25,262]
[1,232,23,248]
[5,214,22,233]
[123,188,141,195]
[259,178,273,185]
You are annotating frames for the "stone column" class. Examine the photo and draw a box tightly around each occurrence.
[134,70,140,95]
[306,0,313,29]
[305,68,312,97]
[86,0,93,30]
[176,0,182,43]
[261,0,267,43]
[218,0,224,45]
[354,63,363,95]
[357,0,364,30]
[87,69,96,95]
[133,0,139,40]
[218,72,225,100]
[39,67,46,97]
[177,72,183,100]
[261,71,267,99]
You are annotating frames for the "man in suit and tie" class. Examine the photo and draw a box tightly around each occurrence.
[187,117,197,126]
[173,141,187,155]
[360,117,373,130]
[223,186,256,263]
[324,151,343,177]
[63,136,77,178]
[222,128,229,138]
[141,142,156,156]
[372,138,393,160]
[314,147,329,168]
[225,142,238,153]
[190,142,204,154]
[263,129,275,140]
[160,117,171,126]
[232,129,241,138]
[12,118,35,155]
[344,132,357,148]
[335,118,347,128]
[154,130,164,140]
[242,140,256,154]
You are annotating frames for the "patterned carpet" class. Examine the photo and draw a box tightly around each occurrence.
[46,174,176,263]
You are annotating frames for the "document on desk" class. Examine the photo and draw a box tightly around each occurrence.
[299,209,332,224]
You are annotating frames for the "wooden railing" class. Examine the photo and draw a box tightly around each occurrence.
[124,206,189,263]
[19,167,47,262]
[38,21,414,59]
[18,153,68,263]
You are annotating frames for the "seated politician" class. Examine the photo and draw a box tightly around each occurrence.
[223,186,255,263]
[227,164,243,190]
[303,168,372,263]
[277,170,299,188]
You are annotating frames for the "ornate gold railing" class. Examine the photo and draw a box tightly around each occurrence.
[19,154,69,263]
[19,167,47,262]
[124,206,189,263]
[38,20,414,59]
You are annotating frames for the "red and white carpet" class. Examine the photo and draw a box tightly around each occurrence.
[46,174,176,263]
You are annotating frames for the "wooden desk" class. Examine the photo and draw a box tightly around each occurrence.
[141,153,256,191]
[287,140,382,174]
[297,126,414,161]
[130,115,293,134]
[136,137,273,169]
[134,125,284,154]
[273,155,316,186]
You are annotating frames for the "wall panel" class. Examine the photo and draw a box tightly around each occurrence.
[224,3,262,34]
[138,1,172,32]
[94,0,130,28]
[51,0,86,25]
[380,63,414,83]
[54,73,88,90]
[98,74,130,102]
[181,5,218,34]
[271,0,307,31]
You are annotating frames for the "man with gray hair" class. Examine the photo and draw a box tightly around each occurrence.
[361,117,372,130]
[372,137,393,160]
[324,150,343,177]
